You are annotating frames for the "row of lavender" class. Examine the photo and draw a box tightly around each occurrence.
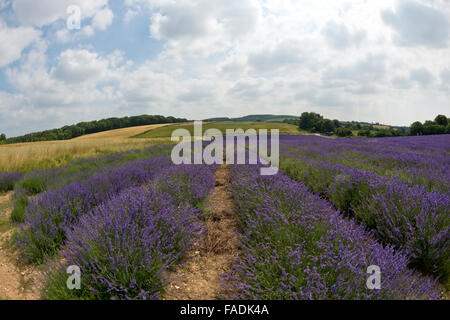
[280,135,450,194]
[43,162,217,299]
[257,133,448,192]
[15,157,172,263]
[0,145,170,194]
[0,171,23,193]
[227,163,441,299]
[14,154,217,299]
[279,135,449,282]
[8,145,171,222]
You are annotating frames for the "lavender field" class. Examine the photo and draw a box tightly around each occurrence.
[0,135,448,300]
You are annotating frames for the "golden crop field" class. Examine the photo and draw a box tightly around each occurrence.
[0,124,174,172]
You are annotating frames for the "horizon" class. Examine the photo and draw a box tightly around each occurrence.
[0,1,449,137]
[4,112,418,139]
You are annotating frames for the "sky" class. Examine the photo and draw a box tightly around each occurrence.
[0,0,449,137]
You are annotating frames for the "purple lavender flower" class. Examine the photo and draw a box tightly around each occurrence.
[226,163,441,300]
[0,171,23,192]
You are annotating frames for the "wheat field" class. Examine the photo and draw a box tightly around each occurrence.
[0,124,173,172]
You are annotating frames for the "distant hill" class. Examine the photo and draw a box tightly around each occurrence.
[3,115,188,144]
[341,120,409,131]
[204,114,298,122]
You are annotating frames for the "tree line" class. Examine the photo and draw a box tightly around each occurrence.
[284,112,449,138]
[410,115,450,136]
[0,115,187,144]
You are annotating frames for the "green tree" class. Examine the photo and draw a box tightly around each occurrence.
[410,121,424,136]
[434,115,448,127]
[299,112,323,131]
[357,130,371,137]
[3,115,188,144]
[0,133,6,141]
[423,121,445,135]
[335,127,353,137]
[319,119,335,133]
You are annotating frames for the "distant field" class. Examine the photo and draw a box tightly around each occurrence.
[72,124,171,140]
[135,121,301,138]
[0,124,174,172]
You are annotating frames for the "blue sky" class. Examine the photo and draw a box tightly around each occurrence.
[0,0,449,137]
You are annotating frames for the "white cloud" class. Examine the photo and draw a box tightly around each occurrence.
[321,20,367,50]
[92,7,114,30]
[12,0,108,27]
[324,54,387,84]
[149,0,260,57]
[410,67,435,86]
[12,0,113,43]
[381,1,449,48]
[0,21,40,68]
[52,49,111,83]
[1,0,450,136]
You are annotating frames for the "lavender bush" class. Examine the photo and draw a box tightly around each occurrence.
[226,164,441,300]
[11,145,172,221]
[280,134,450,194]
[355,182,450,281]
[15,157,172,263]
[0,171,23,193]
[18,145,172,194]
[153,164,218,207]
[42,161,216,300]
[280,138,450,281]
[43,187,202,300]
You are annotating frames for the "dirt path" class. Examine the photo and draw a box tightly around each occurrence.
[0,192,40,300]
[163,164,240,300]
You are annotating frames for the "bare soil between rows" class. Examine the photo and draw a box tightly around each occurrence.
[163,164,240,300]
[0,192,40,300]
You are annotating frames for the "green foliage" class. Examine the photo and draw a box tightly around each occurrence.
[297,112,338,135]
[410,121,424,135]
[423,123,446,135]
[205,114,298,122]
[19,176,47,195]
[10,191,28,223]
[298,112,324,131]
[357,129,371,137]
[137,121,300,138]
[434,115,448,127]
[42,267,98,300]
[0,133,5,142]
[317,119,335,133]
[409,115,448,136]
[335,128,353,137]
[4,115,188,144]
[283,118,299,126]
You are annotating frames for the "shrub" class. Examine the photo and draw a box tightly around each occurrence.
[226,164,441,300]
[335,128,353,137]
[43,187,201,300]
[15,157,171,263]
[0,171,23,193]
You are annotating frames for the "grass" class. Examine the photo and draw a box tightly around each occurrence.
[0,124,173,172]
[135,121,302,138]
[0,201,12,233]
